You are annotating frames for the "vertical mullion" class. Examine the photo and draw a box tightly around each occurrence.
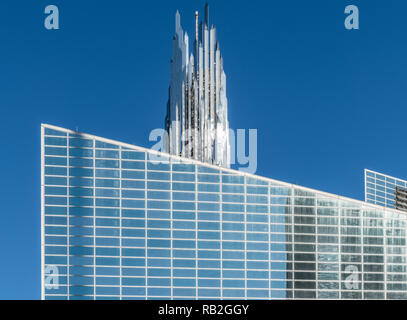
[220,172,223,300]
[361,209,365,299]
[244,175,247,299]
[290,186,294,300]
[40,127,45,300]
[338,200,342,299]
[119,146,122,300]
[66,135,70,300]
[382,213,386,300]
[170,159,173,300]
[315,194,318,300]
[267,182,271,299]
[364,169,368,202]
[144,152,148,300]
[93,139,96,300]
[195,164,198,300]
[384,212,388,299]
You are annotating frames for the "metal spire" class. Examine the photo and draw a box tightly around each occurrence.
[165,4,230,168]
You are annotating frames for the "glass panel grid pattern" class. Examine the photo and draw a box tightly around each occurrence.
[42,125,407,300]
[365,169,407,211]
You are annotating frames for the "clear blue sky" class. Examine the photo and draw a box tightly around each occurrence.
[1,0,406,299]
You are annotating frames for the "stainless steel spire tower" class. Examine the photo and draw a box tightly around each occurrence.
[164,4,230,168]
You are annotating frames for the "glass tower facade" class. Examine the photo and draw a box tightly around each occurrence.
[42,124,407,300]
[365,169,407,212]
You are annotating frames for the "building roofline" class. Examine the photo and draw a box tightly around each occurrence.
[365,168,407,184]
[42,123,407,217]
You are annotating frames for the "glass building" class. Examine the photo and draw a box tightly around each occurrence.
[42,124,407,300]
[365,169,407,212]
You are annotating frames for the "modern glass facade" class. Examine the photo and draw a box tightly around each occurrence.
[365,169,407,212]
[42,124,407,300]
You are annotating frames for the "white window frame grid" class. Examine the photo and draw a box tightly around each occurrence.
[42,125,407,300]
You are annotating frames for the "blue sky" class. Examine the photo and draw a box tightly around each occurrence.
[1,0,406,299]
